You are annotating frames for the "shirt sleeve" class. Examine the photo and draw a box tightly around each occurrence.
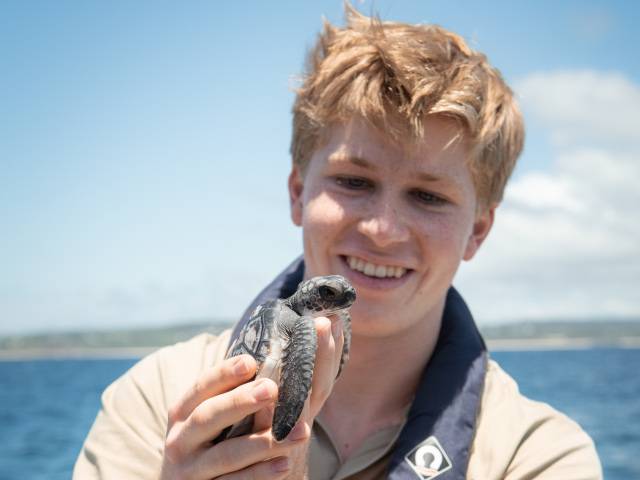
[73,331,230,479]
[503,401,602,480]
[468,360,602,480]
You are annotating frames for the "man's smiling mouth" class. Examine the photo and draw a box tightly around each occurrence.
[345,255,408,278]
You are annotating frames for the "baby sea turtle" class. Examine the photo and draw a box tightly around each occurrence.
[215,275,356,443]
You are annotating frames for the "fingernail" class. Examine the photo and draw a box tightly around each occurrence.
[271,457,290,473]
[316,317,331,338]
[287,422,308,441]
[233,357,250,376]
[252,380,273,401]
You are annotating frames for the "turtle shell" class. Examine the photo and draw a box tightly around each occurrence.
[227,299,284,365]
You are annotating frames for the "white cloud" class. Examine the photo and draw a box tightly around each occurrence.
[457,70,640,322]
[516,70,640,146]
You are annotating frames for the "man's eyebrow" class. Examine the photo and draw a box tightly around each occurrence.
[416,172,443,183]
[328,154,375,170]
[328,153,448,183]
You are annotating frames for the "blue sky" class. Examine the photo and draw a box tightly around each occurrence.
[2,1,639,334]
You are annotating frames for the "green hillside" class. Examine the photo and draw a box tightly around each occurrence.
[479,319,640,342]
[1,319,639,357]
[0,321,234,351]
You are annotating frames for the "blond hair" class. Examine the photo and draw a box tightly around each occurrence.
[291,4,524,205]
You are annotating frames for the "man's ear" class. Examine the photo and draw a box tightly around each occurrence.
[463,204,496,261]
[288,165,304,227]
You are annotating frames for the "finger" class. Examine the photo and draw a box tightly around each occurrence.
[253,402,275,433]
[170,355,257,423]
[330,314,345,379]
[191,426,308,479]
[172,378,278,455]
[215,456,292,480]
[309,316,337,414]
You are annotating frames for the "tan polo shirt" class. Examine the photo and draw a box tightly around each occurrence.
[73,331,602,479]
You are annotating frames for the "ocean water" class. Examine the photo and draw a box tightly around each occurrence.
[0,348,638,479]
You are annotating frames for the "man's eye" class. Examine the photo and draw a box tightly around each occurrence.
[412,190,447,205]
[335,177,371,189]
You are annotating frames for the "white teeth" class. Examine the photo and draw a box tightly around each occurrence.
[345,256,407,279]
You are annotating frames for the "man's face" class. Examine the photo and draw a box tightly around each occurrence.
[288,116,494,337]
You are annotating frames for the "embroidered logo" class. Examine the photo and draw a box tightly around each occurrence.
[404,436,452,479]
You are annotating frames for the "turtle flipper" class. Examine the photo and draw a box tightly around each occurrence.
[272,315,317,441]
[335,310,352,378]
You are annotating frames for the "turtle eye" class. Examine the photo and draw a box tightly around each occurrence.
[319,285,337,300]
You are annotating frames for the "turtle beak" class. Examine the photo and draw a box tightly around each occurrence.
[344,288,356,305]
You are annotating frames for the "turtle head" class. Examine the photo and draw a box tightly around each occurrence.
[289,275,356,316]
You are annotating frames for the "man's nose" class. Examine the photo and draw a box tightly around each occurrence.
[357,200,410,247]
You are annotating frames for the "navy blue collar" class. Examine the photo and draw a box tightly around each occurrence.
[387,283,487,479]
[232,256,487,479]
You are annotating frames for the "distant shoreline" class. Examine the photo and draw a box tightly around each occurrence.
[2,337,640,361]
[0,347,157,361]
[486,336,640,351]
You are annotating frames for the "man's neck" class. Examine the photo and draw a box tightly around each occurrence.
[319,301,444,459]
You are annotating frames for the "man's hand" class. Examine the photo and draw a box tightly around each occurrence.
[159,316,344,479]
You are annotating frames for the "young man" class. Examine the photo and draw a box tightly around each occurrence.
[74,6,602,480]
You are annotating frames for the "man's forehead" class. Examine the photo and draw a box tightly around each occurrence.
[322,121,468,169]
[322,116,470,157]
